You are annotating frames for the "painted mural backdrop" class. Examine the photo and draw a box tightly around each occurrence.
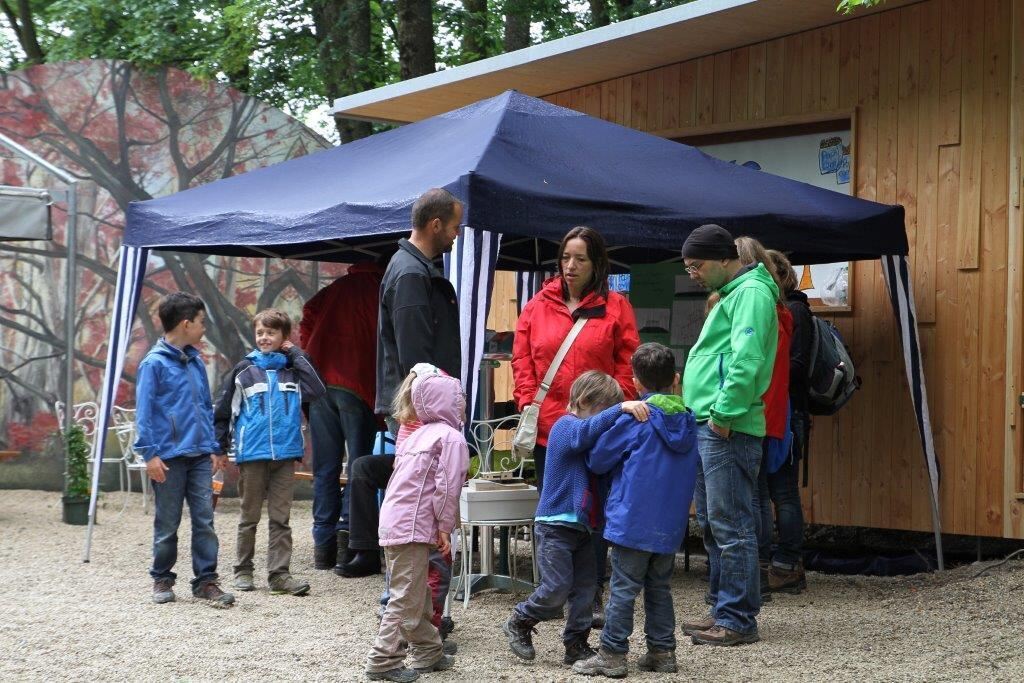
[0,60,344,468]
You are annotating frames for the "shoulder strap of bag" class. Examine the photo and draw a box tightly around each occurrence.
[531,317,588,406]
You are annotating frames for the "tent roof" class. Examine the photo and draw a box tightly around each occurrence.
[126,90,906,268]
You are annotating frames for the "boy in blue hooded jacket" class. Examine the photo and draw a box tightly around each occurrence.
[213,308,326,596]
[135,292,233,607]
[573,343,699,678]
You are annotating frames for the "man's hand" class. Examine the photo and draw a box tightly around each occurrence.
[710,422,731,439]
[437,530,451,556]
[146,456,169,483]
[211,454,229,472]
[621,400,650,422]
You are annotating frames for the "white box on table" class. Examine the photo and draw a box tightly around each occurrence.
[459,484,539,522]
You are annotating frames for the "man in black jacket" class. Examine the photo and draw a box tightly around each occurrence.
[339,187,464,578]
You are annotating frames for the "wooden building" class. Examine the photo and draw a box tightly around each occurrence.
[335,0,1024,540]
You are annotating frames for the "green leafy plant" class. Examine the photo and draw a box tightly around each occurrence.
[63,425,91,499]
[837,0,886,14]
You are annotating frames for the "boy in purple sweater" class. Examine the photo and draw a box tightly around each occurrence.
[502,371,648,667]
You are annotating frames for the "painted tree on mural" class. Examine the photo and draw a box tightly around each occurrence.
[0,60,340,452]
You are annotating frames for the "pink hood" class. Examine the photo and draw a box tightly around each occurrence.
[378,375,469,547]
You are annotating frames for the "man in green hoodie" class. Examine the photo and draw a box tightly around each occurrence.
[679,224,778,647]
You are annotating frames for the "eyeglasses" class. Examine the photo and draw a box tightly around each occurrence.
[684,261,704,275]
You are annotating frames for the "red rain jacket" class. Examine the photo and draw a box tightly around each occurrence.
[762,303,794,439]
[512,277,640,446]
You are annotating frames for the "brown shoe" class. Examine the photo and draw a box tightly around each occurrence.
[680,614,716,636]
[768,564,807,594]
[691,624,760,646]
[192,580,235,607]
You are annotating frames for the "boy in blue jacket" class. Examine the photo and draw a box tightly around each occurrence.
[502,370,649,667]
[573,343,699,678]
[214,308,326,596]
[135,292,233,607]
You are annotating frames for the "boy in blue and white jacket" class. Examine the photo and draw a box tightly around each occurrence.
[213,308,326,596]
[503,370,649,668]
[573,342,699,678]
[135,292,233,607]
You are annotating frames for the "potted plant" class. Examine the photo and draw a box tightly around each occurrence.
[62,424,91,525]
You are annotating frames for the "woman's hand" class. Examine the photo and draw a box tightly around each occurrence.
[621,400,650,422]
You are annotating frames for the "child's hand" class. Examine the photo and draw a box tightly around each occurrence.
[146,456,169,483]
[621,400,650,422]
[437,530,451,556]
[280,341,294,352]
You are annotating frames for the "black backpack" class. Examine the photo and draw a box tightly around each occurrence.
[806,316,860,416]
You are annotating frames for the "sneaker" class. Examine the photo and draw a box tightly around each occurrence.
[571,646,628,678]
[768,563,807,594]
[690,624,760,646]
[502,611,538,661]
[365,667,419,682]
[270,575,311,596]
[193,581,235,607]
[232,573,255,592]
[563,639,597,666]
[442,639,458,655]
[152,579,175,604]
[637,648,677,673]
[337,550,381,578]
[680,614,715,636]
[413,654,454,673]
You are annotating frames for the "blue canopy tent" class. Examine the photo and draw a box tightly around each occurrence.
[86,90,939,567]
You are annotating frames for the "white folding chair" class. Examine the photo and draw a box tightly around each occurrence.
[55,400,129,494]
[110,406,151,513]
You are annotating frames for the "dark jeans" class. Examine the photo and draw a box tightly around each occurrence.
[694,424,761,634]
[348,453,395,551]
[755,443,772,564]
[150,454,219,589]
[516,523,596,644]
[309,388,377,546]
[767,413,807,568]
[600,545,676,654]
[533,444,547,495]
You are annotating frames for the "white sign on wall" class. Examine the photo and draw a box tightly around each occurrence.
[698,128,852,310]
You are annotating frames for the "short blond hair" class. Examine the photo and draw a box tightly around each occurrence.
[568,371,624,413]
[253,308,292,337]
[391,371,419,425]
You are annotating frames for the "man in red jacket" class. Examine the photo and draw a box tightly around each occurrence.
[300,262,384,571]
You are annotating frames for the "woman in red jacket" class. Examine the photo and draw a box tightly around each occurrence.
[512,226,640,494]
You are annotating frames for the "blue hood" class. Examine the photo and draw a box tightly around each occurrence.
[246,349,288,370]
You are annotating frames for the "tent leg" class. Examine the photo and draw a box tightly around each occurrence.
[928,484,944,572]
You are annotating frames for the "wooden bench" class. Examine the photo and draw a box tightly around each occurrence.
[293,470,347,487]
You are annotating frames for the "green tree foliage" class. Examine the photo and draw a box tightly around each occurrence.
[836,0,886,14]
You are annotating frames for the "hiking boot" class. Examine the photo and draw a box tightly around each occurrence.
[442,638,458,655]
[439,616,455,639]
[334,529,357,569]
[768,563,807,594]
[637,648,677,673]
[314,538,337,570]
[232,573,255,592]
[413,654,454,673]
[502,611,538,661]
[365,667,419,682]
[690,624,760,646]
[571,646,628,678]
[152,579,175,604]
[592,591,605,629]
[759,564,773,604]
[680,614,715,636]
[563,639,597,666]
[338,550,381,578]
[270,574,311,596]
[193,581,235,607]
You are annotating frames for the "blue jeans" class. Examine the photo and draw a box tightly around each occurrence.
[309,387,376,545]
[767,413,807,568]
[694,424,762,634]
[755,443,772,564]
[516,523,597,644]
[600,545,676,654]
[150,454,219,589]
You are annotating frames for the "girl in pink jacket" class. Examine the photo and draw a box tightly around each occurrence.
[366,373,470,681]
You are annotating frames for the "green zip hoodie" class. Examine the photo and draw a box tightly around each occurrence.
[682,263,779,437]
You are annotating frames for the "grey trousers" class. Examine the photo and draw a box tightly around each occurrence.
[234,459,296,580]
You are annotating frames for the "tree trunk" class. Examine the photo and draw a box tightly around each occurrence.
[396,0,435,80]
[503,0,531,52]
[344,0,374,140]
[310,0,373,142]
[461,0,489,63]
[3,0,45,64]
[589,0,610,27]
[614,0,635,20]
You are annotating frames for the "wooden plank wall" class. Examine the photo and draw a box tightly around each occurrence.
[486,0,1022,537]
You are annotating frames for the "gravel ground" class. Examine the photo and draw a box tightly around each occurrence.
[2,489,1023,682]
